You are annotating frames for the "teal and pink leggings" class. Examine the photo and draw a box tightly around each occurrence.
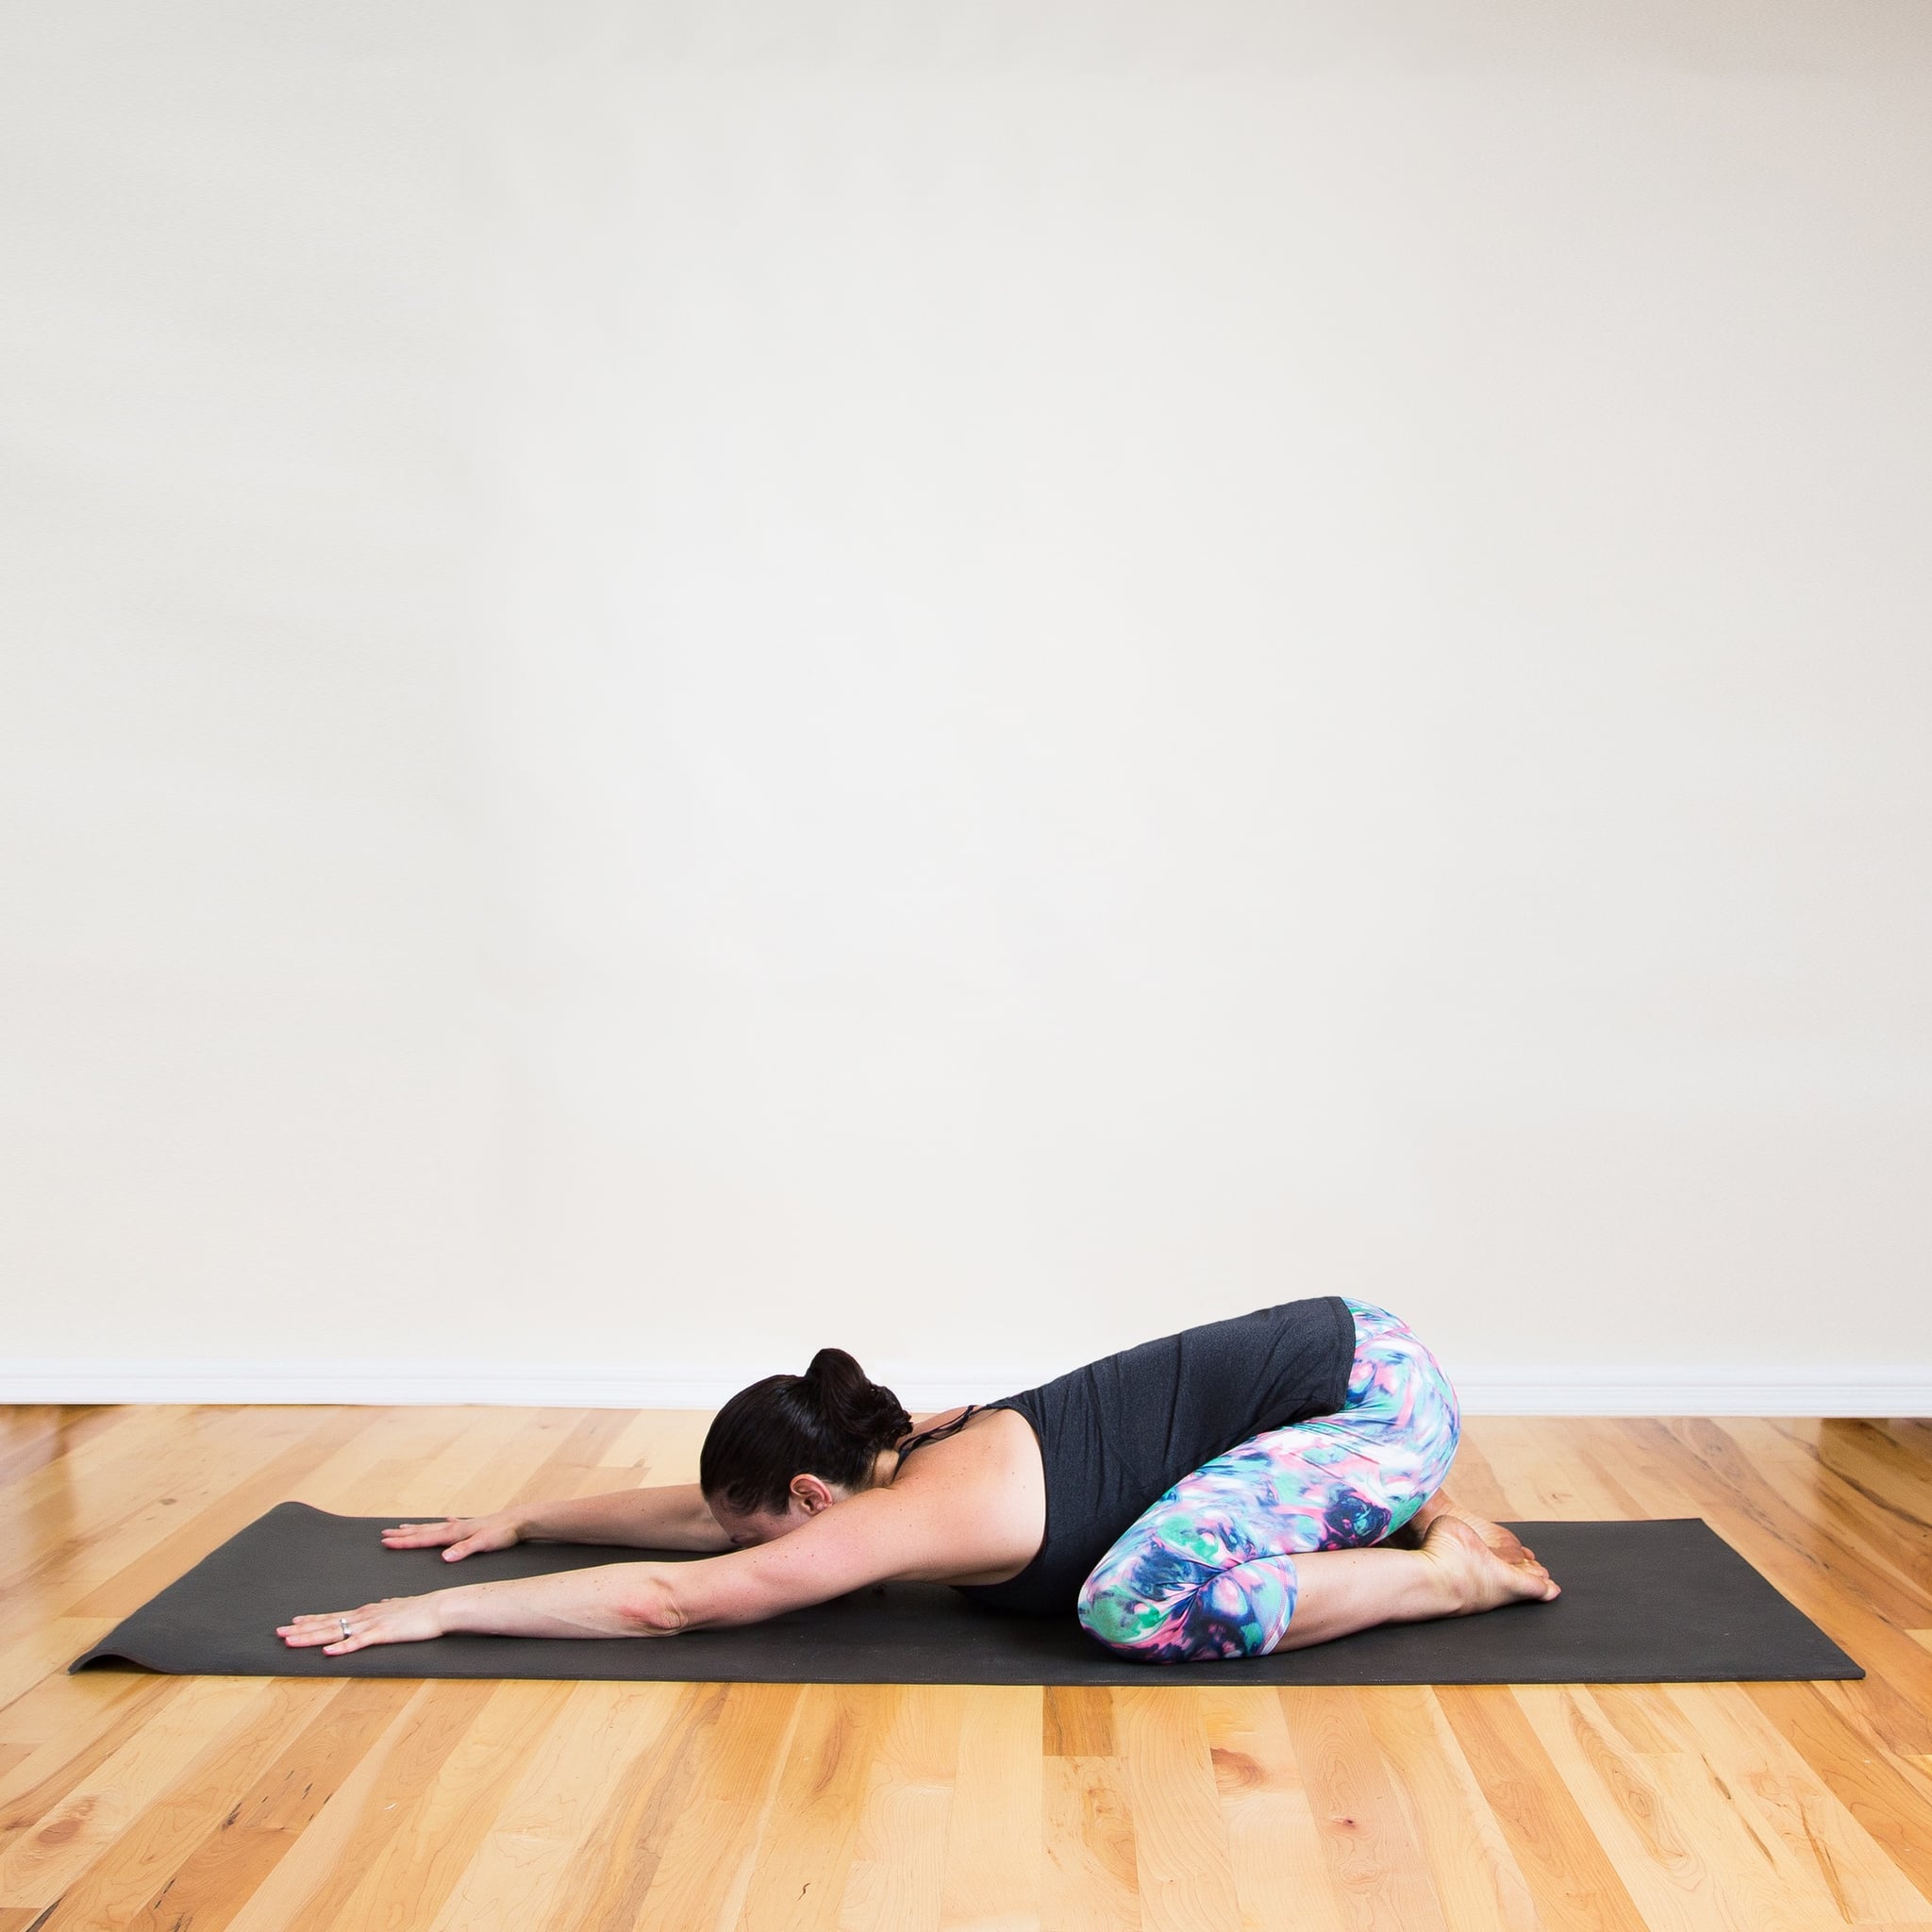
[1075,1298,1461,1662]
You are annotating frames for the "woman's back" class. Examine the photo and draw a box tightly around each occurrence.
[895,1294,1357,1615]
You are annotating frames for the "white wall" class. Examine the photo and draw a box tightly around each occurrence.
[5,3,1930,1412]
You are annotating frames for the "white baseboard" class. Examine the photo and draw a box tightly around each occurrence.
[1,1358,1928,1417]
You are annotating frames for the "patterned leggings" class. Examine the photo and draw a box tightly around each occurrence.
[1074,1298,1461,1661]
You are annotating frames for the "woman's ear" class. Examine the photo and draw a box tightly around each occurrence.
[790,1474,839,1515]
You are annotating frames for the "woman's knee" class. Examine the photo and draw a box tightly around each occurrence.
[1075,1556,1300,1662]
[1074,1557,1158,1656]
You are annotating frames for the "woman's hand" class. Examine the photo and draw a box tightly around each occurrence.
[277,1592,451,1654]
[379,1509,524,1561]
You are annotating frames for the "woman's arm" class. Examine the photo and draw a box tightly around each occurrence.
[516,1483,734,1552]
[380,1482,734,1561]
[279,1486,963,1654]
[278,1560,680,1652]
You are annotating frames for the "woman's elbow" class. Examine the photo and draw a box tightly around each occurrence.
[618,1570,691,1637]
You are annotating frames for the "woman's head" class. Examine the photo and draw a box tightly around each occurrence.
[699,1347,912,1546]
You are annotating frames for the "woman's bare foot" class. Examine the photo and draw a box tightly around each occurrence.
[1441,1507,1538,1569]
[1402,1492,1542,1569]
[1415,1513,1562,1614]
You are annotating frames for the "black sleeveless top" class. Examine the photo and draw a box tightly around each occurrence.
[894,1293,1357,1616]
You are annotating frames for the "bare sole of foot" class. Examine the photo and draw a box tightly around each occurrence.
[1417,1513,1562,1613]
[1403,1493,1544,1571]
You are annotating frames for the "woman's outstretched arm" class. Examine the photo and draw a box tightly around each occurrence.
[279,1487,965,1655]
[379,1482,736,1562]
[278,1558,684,1652]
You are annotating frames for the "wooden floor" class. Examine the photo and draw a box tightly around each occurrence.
[2,1407,1930,1931]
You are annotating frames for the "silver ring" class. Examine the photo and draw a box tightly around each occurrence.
[339,1618,353,1641]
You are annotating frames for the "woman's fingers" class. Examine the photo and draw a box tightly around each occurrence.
[380,1515,517,1559]
[276,1594,444,1653]
[442,1534,504,1557]
[277,1605,380,1654]
[380,1518,466,1547]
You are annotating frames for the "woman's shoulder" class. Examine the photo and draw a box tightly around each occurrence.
[895,1401,1002,1447]
[897,1405,1035,1468]
[900,1406,970,1436]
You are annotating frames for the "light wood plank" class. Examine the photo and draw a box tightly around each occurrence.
[1721,1417,1932,1604]
[0,1409,138,1497]
[414,1409,622,1521]
[1276,1687,1451,1932]
[423,1682,691,1932]
[1513,1681,1826,1932]
[286,1407,492,1514]
[0,1677,277,1908]
[1436,1686,1648,1932]
[0,1675,173,1832]
[602,1407,713,1484]
[0,1620,115,1722]
[1111,1684,1241,1932]
[306,1678,576,1931]
[1358,1685,1541,1932]
[1196,1687,1348,1932]
[939,1688,1041,1932]
[236,1680,502,1932]
[541,1681,748,1930]
[1042,1687,1113,1759]
[1745,1681,1932,1906]
[1043,1752,1141,1932]
[735,1684,892,1932]
[0,1406,189,1535]
[1475,1416,1642,1521]
[1663,1680,1932,1924]
[24,1678,337,1930]
[838,1684,969,1932]
[132,1678,418,1932]
[622,1682,804,1931]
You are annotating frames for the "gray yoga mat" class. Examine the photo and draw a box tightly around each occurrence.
[69,1502,1861,1686]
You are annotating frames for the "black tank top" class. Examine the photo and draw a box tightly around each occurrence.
[895,1294,1357,1616]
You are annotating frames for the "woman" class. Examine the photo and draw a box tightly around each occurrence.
[277,1295,1558,1660]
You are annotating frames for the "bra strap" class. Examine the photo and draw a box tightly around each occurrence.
[895,1402,983,1463]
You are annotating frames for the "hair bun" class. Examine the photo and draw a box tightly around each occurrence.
[799,1347,909,1449]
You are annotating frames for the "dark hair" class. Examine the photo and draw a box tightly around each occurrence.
[699,1347,913,1517]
